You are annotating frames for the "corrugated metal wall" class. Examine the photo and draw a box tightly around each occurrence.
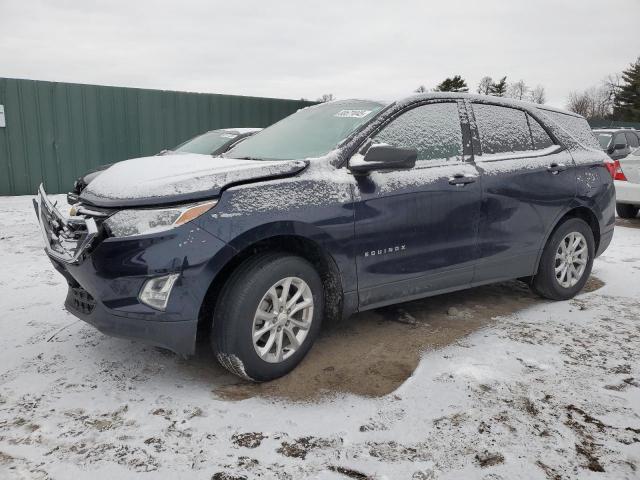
[588,119,640,129]
[0,78,314,195]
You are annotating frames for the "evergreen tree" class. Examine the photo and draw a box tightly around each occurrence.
[489,76,507,97]
[434,75,468,93]
[414,85,427,93]
[613,57,640,121]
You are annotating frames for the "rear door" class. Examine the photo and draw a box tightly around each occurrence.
[352,101,482,309]
[468,102,577,283]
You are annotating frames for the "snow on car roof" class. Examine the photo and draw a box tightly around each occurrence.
[392,92,582,118]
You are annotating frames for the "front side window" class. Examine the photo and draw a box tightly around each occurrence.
[225,100,386,161]
[473,104,533,155]
[372,102,463,162]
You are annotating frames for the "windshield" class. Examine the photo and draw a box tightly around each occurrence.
[225,100,386,160]
[173,130,237,155]
[595,133,612,149]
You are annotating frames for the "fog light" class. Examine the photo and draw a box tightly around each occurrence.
[139,273,180,310]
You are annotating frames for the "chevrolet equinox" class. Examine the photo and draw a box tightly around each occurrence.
[34,93,615,381]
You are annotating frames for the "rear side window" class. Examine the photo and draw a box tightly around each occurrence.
[626,132,639,148]
[473,104,532,154]
[373,102,463,162]
[527,115,554,149]
[544,111,602,150]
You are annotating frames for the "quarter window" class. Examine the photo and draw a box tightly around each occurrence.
[473,104,533,154]
[372,102,463,163]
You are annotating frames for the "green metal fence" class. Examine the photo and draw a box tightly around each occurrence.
[588,119,640,129]
[0,78,314,195]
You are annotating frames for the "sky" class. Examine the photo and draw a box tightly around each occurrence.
[1,0,638,108]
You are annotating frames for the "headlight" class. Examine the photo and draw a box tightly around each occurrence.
[104,200,217,237]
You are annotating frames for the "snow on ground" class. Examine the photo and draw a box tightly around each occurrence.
[0,195,639,479]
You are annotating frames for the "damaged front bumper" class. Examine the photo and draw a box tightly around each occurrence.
[33,184,98,264]
[33,185,234,355]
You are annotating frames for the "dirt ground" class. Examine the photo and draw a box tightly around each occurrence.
[213,276,605,401]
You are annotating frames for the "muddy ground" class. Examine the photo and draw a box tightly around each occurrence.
[213,276,604,401]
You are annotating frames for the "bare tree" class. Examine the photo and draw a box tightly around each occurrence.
[566,83,615,120]
[529,85,546,104]
[317,93,335,103]
[507,80,529,100]
[567,91,592,117]
[414,85,427,93]
[477,76,493,95]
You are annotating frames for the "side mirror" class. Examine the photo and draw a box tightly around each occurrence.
[613,143,627,151]
[349,143,417,175]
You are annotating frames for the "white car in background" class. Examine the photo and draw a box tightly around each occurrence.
[613,147,640,218]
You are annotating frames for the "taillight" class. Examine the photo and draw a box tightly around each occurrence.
[604,159,616,178]
[613,160,627,181]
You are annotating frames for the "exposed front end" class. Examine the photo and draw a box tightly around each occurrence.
[33,185,231,355]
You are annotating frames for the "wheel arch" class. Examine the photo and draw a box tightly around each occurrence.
[196,228,346,345]
[534,204,601,275]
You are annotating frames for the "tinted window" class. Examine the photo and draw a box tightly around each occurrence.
[373,102,463,162]
[226,100,385,161]
[626,132,639,148]
[527,114,554,149]
[473,104,533,154]
[613,132,628,148]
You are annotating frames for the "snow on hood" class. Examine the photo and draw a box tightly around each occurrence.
[80,153,308,207]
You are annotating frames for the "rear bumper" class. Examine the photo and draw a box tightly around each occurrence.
[596,228,614,257]
[615,180,640,205]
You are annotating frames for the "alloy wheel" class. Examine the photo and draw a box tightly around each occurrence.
[554,232,588,288]
[251,276,314,363]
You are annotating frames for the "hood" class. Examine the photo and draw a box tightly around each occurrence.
[80,153,308,208]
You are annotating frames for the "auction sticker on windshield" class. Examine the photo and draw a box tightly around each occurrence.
[334,109,372,118]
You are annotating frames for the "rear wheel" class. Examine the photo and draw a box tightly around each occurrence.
[616,203,639,219]
[212,253,323,382]
[530,218,594,300]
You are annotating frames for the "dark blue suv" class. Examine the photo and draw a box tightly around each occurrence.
[34,93,615,381]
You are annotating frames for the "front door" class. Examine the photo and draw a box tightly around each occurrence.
[351,101,482,310]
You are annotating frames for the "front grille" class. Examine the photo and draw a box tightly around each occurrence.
[68,286,96,315]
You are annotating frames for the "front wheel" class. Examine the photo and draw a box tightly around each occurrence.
[616,203,639,219]
[530,218,595,301]
[212,253,323,382]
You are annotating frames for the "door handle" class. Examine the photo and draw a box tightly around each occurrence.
[449,173,477,186]
[547,163,567,174]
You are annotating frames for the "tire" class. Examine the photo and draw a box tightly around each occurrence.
[530,218,595,301]
[616,203,639,219]
[212,253,323,382]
